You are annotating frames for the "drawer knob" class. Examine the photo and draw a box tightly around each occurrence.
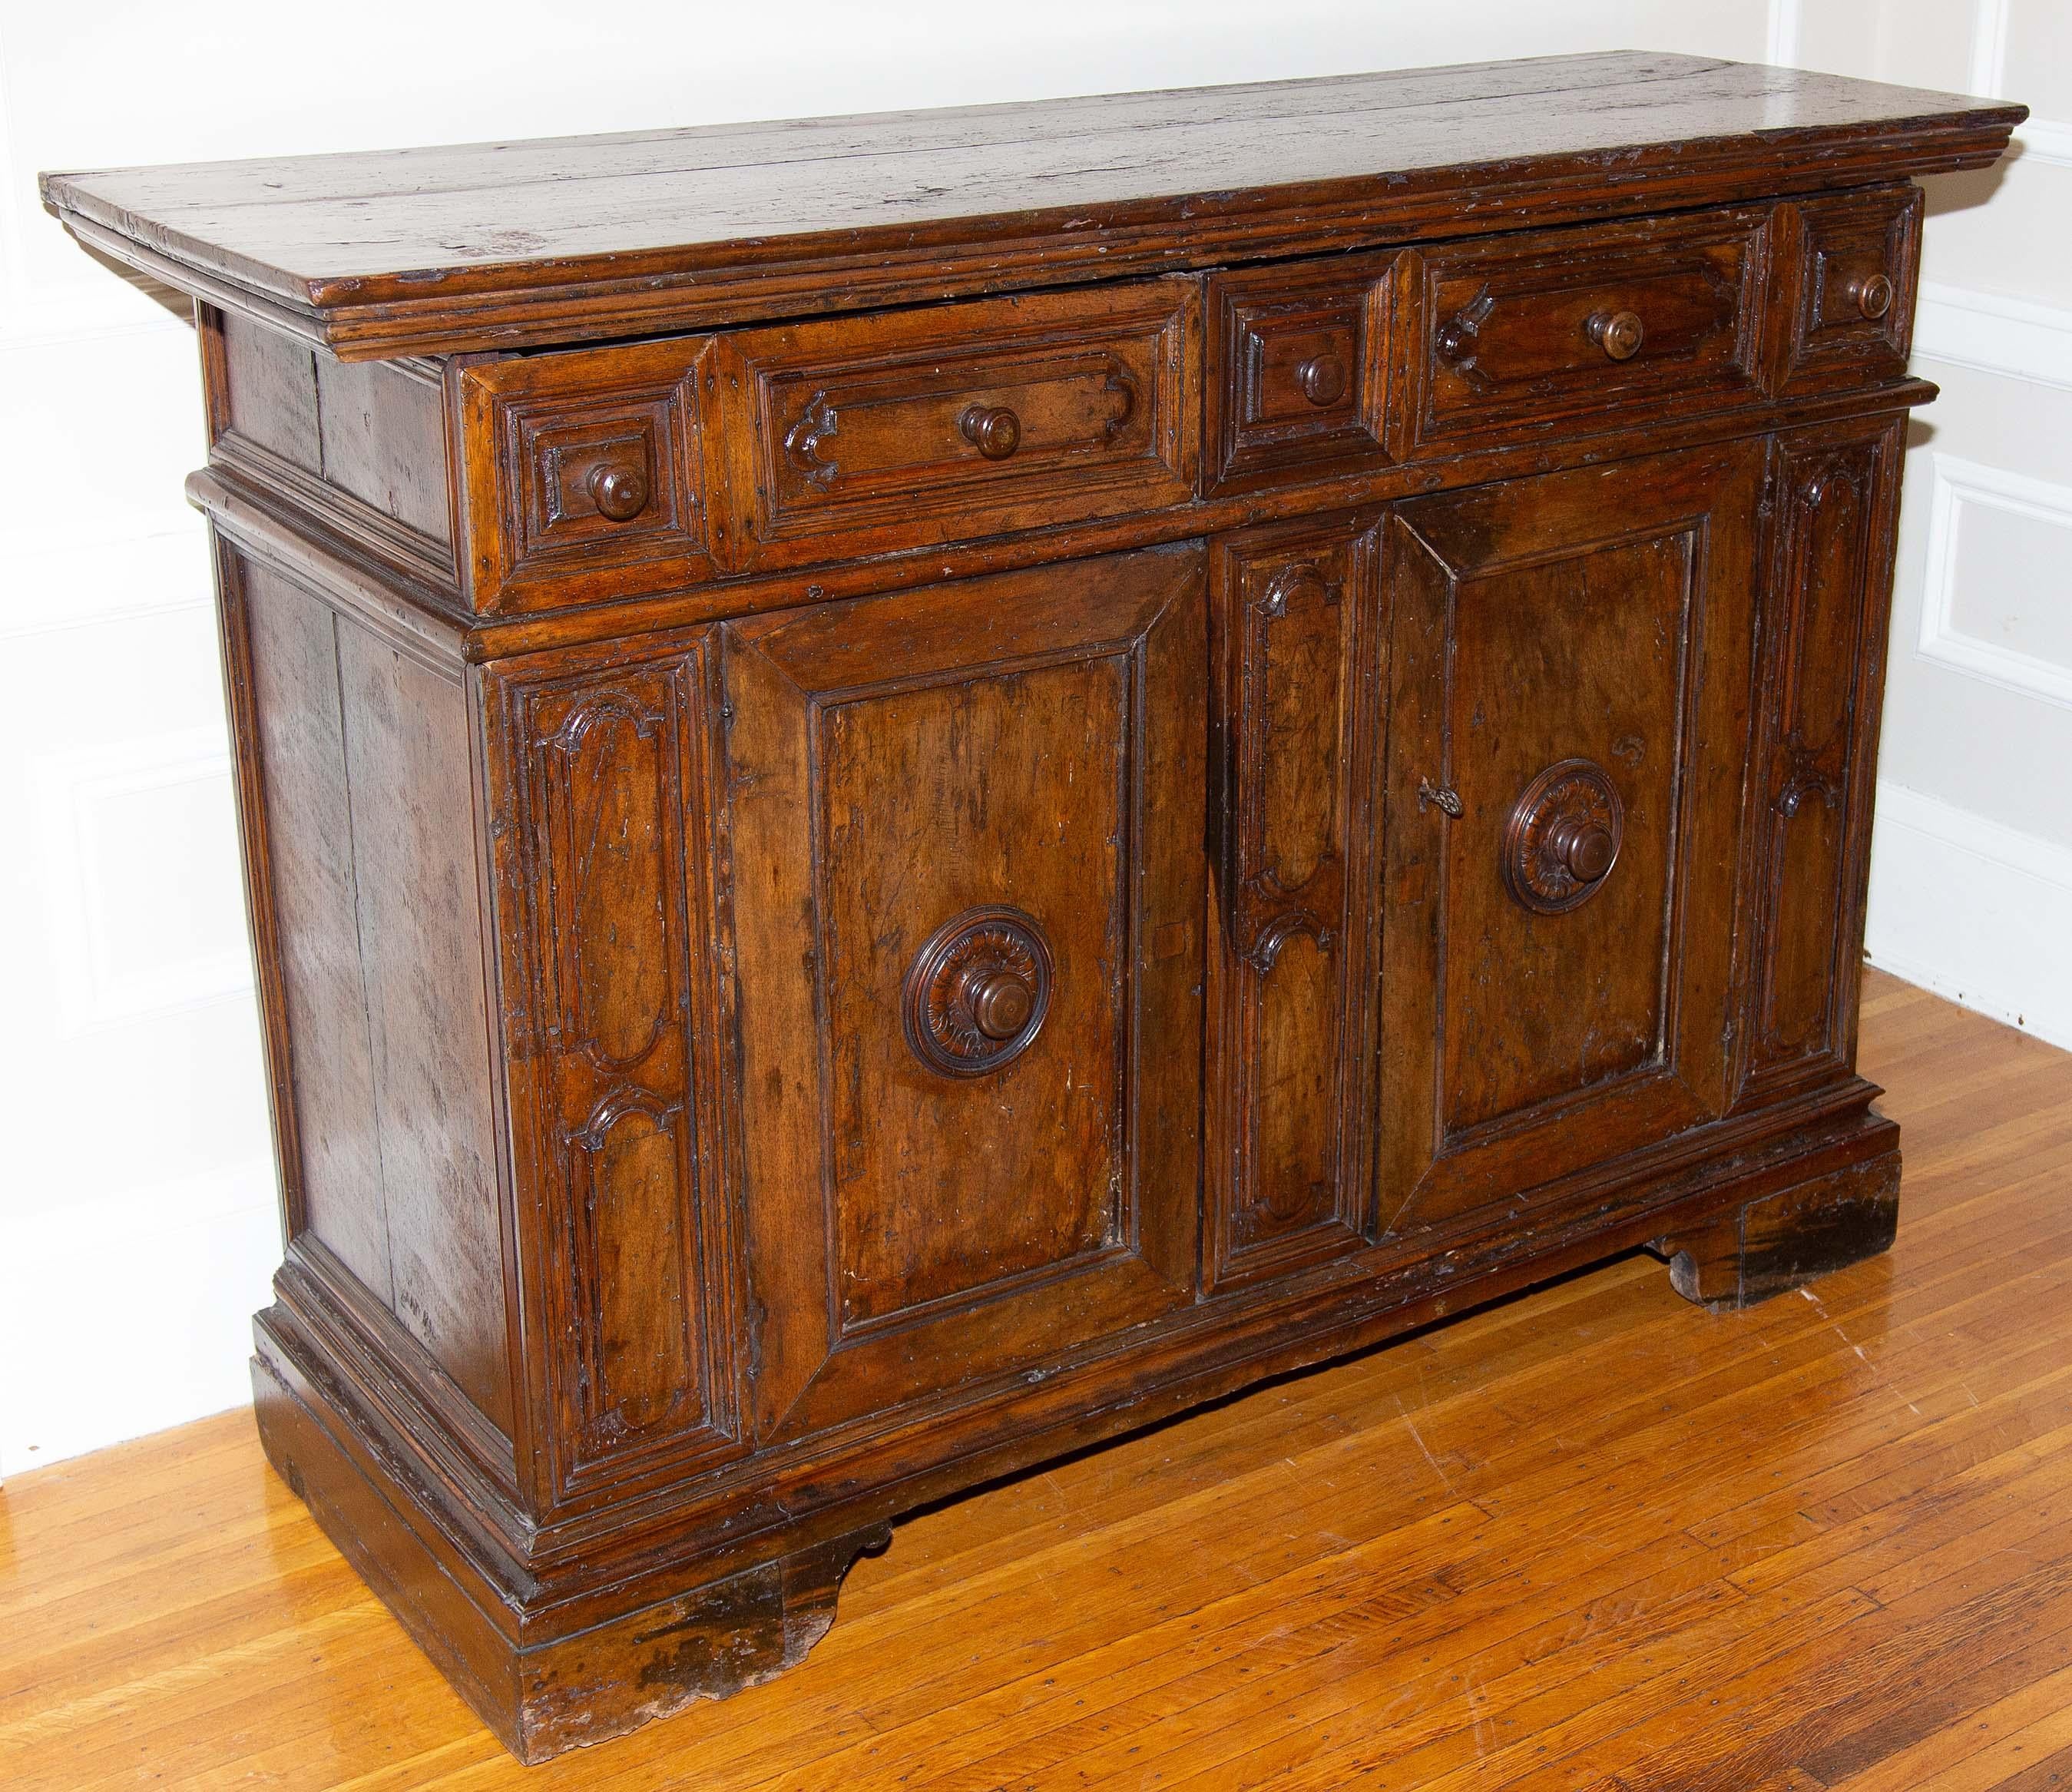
[904,906,1053,1077]
[1503,759,1624,915]
[1851,273,1895,320]
[959,403,1023,460]
[1296,353,1349,407]
[1587,310,1645,362]
[965,969,1035,1040]
[1547,813,1617,885]
[587,462,650,522]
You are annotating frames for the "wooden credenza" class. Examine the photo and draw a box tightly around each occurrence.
[44,53,2023,1762]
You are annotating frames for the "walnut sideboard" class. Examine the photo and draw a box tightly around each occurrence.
[43,52,2024,1761]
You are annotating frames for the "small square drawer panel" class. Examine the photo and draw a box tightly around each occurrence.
[1203,251,1398,492]
[707,279,1197,571]
[1782,186,1921,388]
[1409,207,1771,454]
[457,335,714,614]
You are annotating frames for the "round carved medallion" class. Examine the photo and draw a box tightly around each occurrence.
[1502,758,1625,916]
[902,906,1054,1078]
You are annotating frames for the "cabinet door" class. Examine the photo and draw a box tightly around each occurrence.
[1206,516,1385,1287]
[1379,442,1763,1236]
[723,545,1204,1442]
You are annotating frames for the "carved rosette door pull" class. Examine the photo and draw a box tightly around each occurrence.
[903,907,1054,1078]
[1503,758,1624,914]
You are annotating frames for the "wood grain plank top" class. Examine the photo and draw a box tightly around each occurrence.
[41,52,2023,357]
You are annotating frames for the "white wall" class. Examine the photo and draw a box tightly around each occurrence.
[1785,1,2072,1048]
[1,0,2032,1472]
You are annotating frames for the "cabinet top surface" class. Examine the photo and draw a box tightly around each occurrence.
[42,51,2020,361]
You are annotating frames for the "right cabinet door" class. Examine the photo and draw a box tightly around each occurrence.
[1379,441,1766,1237]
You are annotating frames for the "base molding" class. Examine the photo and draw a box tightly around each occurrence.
[253,1101,1903,1761]
[254,1333,890,1761]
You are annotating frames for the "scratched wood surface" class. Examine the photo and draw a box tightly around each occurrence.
[7,966,2070,1791]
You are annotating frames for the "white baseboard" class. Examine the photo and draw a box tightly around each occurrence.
[1865,780,2072,1053]
[0,1161,280,1476]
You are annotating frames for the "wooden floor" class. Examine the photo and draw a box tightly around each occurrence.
[8,970,2072,1790]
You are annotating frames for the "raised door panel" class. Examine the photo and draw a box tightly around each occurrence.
[1379,443,1763,1237]
[1206,517,1385,1286]
[1738,420,1904,1101]
[723,545,1204,1442]
[485,642,744,1511]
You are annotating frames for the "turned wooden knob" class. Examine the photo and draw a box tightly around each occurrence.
[964,969,1034,1040]
[1587,310,1645,361]
[1296,353,1348,406]
[587,462,650,522]
[960,404,1022,459]
[1851,273,1895,320]
[1546,814,1616,885]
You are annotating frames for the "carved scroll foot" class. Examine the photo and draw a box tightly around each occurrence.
[1650,1145,1900,1313]
[513,1521,893,1759]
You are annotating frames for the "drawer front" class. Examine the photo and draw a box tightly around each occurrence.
[723,545,1203,1442]
[1203,252,1398,492]
[1781,186,1921,389]
[1410,208,1770,453]
[710,281,1198,570]
[1379,443,1765,1237]
[458,336,715,613]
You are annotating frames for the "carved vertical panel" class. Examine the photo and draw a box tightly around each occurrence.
[1207,518,1382,1287]
[496,644,741,1507]
[1742,422,1902,1097]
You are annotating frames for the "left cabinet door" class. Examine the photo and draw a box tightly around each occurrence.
[723,545,1206,1443]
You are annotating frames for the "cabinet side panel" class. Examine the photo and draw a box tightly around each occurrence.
[333,618,512,1436]
[204,307,458,591]
[218,311,322,471]
[241,561,394,1303]
[315,356,455,548]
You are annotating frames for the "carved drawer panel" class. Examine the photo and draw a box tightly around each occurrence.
[1379,442,1766,1237]
[722,544,1204,1442]
[458,336,716,614]
[707,280,1198,570]
[1203,252,1400,492]
[1779,186,1921,389]
[1408,207,1771,453]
